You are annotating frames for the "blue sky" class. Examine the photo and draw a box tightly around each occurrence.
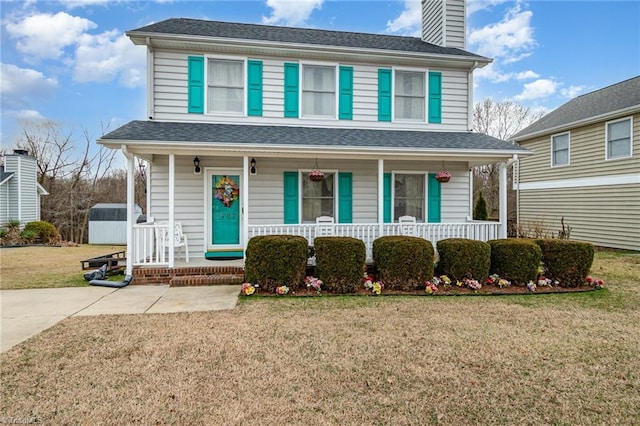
[1,0,639,149]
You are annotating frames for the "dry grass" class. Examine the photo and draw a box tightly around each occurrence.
[1,251,639,425]
[0,245,124,289]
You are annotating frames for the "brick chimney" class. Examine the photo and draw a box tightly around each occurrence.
[421,0,466,49]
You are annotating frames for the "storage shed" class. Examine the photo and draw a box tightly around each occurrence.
[89,203,142,245]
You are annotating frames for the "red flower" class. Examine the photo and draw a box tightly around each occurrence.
[586,276,593,283]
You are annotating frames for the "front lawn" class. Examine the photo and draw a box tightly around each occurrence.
[0,250,638,424]
[0,245,124,289]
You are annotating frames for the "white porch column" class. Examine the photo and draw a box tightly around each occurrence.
[378,159,384,237]
[168,154,175,267]
[242,155,249,254]
[125,149,135,275]
[499,162,508,238]
[146,161,152,220]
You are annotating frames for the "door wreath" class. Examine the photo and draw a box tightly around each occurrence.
[214,176,239,207]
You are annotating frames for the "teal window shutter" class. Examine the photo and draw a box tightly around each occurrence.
[247,60,263,116]
[428,71,442,123]
[338,172,353,223]
[187,56,204,114]
[427,173,442,223]
[378,69,392,122]
[383,173,392,223]
[283,172,299,224]
[339,66,353,120]
[284,63,299,118]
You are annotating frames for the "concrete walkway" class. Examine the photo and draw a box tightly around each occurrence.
[0,285,241,353]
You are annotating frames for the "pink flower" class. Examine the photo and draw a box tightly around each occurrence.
[586,276,593,283]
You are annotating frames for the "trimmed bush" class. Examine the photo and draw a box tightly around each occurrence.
[536,239,594,287]
[436,238,491,282]
[245,235,308,292]
[373,236,435,291]
[314,237,366,294]
[23,221,58,243]
[489,238,542,285]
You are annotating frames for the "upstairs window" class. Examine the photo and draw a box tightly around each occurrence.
[208,59,244,114]
[394,174,425,221]
[394,71,425,121]
[302,65,336,118]
[606,118,632,159]
[551,133,570,166]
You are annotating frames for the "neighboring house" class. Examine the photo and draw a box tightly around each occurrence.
[99,0,529,274]
[0,150,48,227]
[512,76,640,251]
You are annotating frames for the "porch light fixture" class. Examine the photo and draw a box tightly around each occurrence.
[193,156,201,174]
[250,157,257,175]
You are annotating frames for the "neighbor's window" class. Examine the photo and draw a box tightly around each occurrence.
[302,65,336,117]
[551,133,570,166]
[394,71,425,121]
[606,118,632,159]
[394,174,425,221]
[208,59,244,114]
[302,172,335,222]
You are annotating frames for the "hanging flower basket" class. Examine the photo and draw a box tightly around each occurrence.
[309,169,325,182]
[436,170,451,183]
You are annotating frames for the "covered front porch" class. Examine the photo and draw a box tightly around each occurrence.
[99,122,527,275]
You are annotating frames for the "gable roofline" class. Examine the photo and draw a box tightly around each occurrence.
[37,182,49,195]
[127,18,490,67]
[512,76,640,141]
[0,173,13,186]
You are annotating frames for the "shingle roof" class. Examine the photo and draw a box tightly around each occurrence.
[100,121,526,153]
[128,18,487,60]
[512,76,640,140]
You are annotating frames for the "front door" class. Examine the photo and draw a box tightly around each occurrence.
[210,173,241,247]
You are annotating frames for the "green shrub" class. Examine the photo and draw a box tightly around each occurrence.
[23,221,58,243]
[19,229,37,242]
[535,239,594,287]
[0,228,5,239]
[436,238,491,282]
[373,236,434,291]
[474,193,488,221]
[245,235,308,292]
[488,238,541,285]
[6,219,20,230]
[315,237,366,294]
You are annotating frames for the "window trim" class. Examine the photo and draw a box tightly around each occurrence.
[204,55,247,117]
[391,67,428,123]
[550,131,571,167]
[299,169,339,223]
[605,116,633,160]
[391,171,428,222]
[300,61,339,120]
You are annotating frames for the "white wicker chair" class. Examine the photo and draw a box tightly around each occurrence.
[398,215,417,236]
[155,221,189,262]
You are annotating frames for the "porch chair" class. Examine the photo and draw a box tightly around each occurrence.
[155,221,189,263]
[398,215,417,236]
[315,216,335,237]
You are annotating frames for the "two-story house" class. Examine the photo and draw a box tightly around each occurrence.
[99,0,529,278]
[0,150,48,228]
[512,76,640,251]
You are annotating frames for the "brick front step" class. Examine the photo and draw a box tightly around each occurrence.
[132,265,245,285]
[169,274,245,287]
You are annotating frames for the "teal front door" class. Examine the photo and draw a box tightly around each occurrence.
[212,174,241,245]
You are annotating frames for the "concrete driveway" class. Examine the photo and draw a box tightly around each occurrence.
[0,285,241,353]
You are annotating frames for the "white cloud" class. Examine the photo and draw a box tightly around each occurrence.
[262,0,323,26]
[515,70,539,80]
[474,63,513,83]
[467,0,511,16]
[514,79,558,101]
[386,0,421,35]
[13,109,47,122]
[468,4,535,62]
[0,63,58,108]
[5,11,96,61]
[61,0,112,8]
[560,85,586,99]
[74,30,146,87]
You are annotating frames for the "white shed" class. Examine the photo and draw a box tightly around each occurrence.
[89,203,142,245]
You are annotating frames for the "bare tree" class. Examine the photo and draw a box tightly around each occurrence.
[472,98,545,221]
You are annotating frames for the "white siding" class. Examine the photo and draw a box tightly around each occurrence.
[89,222,129,245]
[445,0,466,49]
[0,183,8,225]
[3,155,39,226]
[421,0,444,46]
[421,0,465,49]
[151,50,470,132]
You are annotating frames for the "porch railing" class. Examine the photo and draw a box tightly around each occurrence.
[131,222,170,266]
[248,222,500,261]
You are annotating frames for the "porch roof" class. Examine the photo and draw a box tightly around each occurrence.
[100,121,529,159]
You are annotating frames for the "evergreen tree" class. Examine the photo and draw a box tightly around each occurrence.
[474,193,488,221]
